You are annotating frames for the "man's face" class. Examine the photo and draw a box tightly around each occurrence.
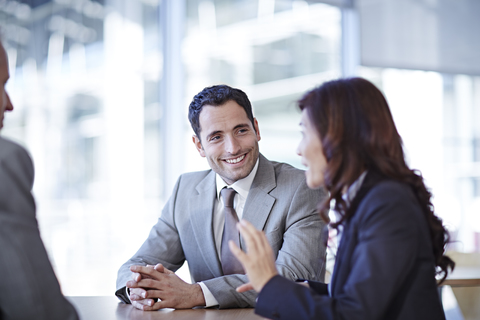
[193,100,261,185]
[0,44,13,129]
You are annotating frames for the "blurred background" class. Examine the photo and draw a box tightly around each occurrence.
[0,0,479,301]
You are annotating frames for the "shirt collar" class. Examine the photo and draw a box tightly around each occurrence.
[342,170,368,206]
[216,157,260,200]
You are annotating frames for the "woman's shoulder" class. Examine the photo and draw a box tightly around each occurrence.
[353,178,424,227]
[368,179,415,200]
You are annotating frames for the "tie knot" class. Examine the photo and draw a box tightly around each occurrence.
[221,187,236,208]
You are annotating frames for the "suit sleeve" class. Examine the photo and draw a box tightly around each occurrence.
[0,142,79,320]
[273,182,327,281]
[307,280,329,295]
[203,178,327,308]
[115,176,187,302]
[255,185,426,320]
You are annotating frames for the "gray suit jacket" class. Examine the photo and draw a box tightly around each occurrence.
[0,137,78,320]
[116,154,327,308]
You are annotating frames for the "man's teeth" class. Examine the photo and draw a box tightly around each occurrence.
[226,155,245,164]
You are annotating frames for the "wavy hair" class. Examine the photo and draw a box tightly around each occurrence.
[298,77,454,282]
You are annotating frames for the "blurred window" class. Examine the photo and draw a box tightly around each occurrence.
[1,0,342,295]
[358,66,480,253]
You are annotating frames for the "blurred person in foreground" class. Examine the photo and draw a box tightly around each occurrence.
[0,40,78,319]
[230,77,454,319]
[116,85,327,309]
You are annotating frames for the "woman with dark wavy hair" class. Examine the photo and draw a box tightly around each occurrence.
[230,77,454,320]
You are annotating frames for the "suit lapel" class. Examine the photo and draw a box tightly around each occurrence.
[330,223,352,295]
[241,154,276,249]
[189,170,223,277]
[330,170,385,294]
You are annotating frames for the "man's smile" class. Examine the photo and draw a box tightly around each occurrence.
[224,153,247,164]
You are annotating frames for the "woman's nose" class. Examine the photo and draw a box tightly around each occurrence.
[5,92,13,111]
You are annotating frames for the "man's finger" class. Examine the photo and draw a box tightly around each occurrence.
[134,278,161,289]
[141,299,172,311]
[139,299,156,307]
[129,288,147,300]
[155,263,174,274]
[129,288,146,295]
[126,280,141,288]
[132,299,156,310]
[130,265,158,277]
[129,293,142,301]
[133,299,167,311]
[153,263,165,273]
[236,282,254,293]
[131,289,164,300]
[131,301,143,310]
[131,272,142,282]
[130,265,171,283]
[127,278,161,289]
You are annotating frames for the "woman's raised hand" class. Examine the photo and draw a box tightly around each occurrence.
[229,220,279,293]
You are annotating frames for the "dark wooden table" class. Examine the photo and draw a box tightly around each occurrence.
[67,296,265,320]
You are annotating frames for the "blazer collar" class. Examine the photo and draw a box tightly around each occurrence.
[330,169,386,294]
[191,170,223,277]
[189,154,278,277]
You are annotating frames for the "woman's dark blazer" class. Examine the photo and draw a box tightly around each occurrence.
[255,170,445,320]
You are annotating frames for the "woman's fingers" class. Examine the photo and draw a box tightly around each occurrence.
[229,240,248,264]
[259,227,274,255]
[230,220,279,293]
[236,282,254,293]
[234,219,273,260]
[237,220,258,252]
[238,219,268,254]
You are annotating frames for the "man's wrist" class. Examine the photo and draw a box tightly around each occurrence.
[191,283,207,307]
[198,282,219,307]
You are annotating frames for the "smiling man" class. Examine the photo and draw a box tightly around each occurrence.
[115,85,327,310]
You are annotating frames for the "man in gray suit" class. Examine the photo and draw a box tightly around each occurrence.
[116,85,327,310]
[0,41,78,319]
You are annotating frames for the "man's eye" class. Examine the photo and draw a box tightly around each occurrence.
[210,136,220,141]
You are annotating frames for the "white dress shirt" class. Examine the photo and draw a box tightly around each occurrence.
[199,158,259,307]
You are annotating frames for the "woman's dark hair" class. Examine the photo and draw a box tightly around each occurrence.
[298,77,454,282]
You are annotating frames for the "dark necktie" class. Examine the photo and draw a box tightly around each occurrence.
[220,187,245,275]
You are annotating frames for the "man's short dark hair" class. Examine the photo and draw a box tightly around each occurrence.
[188,85,255,139]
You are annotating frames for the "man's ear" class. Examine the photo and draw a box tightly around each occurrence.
[192,135,205,157]
[254,118,261,142]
